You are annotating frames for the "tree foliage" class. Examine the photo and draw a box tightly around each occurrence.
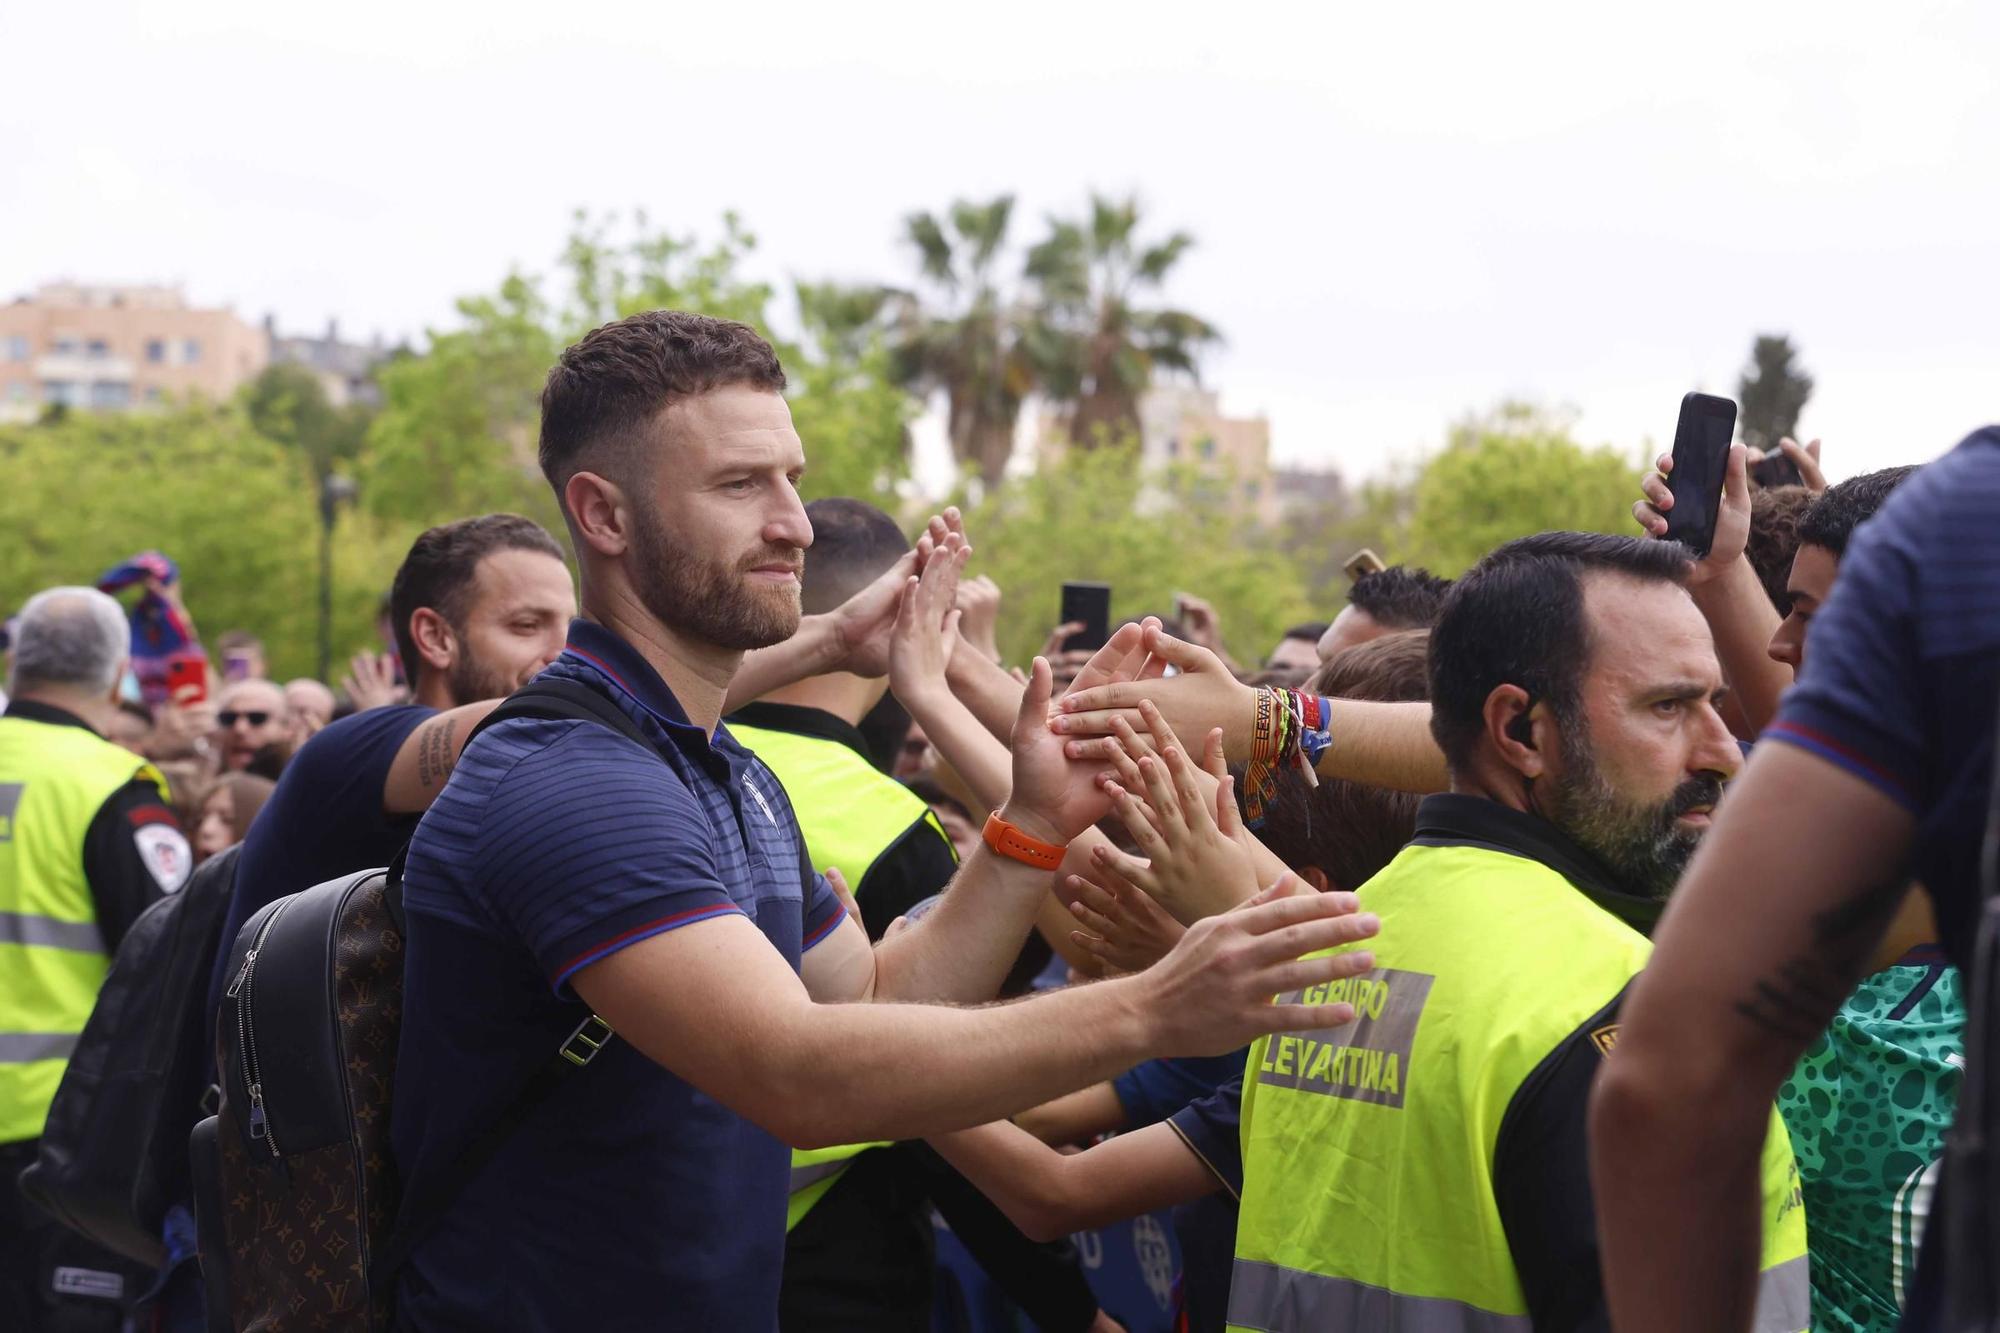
[1736,333,1813,452]
[0,406,415,682]
[1026,194,1221,449]
[362,212,914,532]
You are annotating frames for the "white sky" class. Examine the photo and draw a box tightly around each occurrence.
[5,0,1995,493]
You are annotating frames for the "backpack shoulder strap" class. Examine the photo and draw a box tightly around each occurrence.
[370,678,656,1293]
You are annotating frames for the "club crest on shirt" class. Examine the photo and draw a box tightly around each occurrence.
[1589,1023,1620,1057]
[133,823,193,893]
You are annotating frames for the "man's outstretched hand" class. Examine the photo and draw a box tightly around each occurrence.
[1052,625,1257,764]
[1136,877,1380,1057]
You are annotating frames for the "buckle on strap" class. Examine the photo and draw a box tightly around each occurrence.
[560,1014,615,1067]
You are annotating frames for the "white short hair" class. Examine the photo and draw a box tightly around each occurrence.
[9,587,131,695]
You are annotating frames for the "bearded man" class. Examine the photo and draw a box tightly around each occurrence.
[1221,532,1813,1333]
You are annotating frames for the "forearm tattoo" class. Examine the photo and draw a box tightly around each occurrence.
[1732,877,1907,1041]
[417,717,458,790]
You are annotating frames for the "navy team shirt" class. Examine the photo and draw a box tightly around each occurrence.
[1765,426,2000,974]
[391,619,846,1332]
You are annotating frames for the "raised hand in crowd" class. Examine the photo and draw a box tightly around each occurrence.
[150,684,218,763]
[1097,704,1265,924]
[888,533,969,707]
[1172,592,1239,672]
[341,650,405,712]
[1747,435,1826,492]
[1634,440,1793,733]
[1063,865,1186,974]
[1036,621,1097,696]
[1055,623,1449,794]
[955,574,1004,665]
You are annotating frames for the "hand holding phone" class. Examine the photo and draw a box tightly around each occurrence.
[1663,393,1737,557]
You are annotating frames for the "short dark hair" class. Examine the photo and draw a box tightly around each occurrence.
[1348,565,1453,629]
[801,498,909,616]
[1251,630,1431,891]
[1428,533,1692,774]
[1283,622,1330,643]
[1798,466,1921,559]
[217,629,262,655]
[537,311,787,510]
[1745,485,1816,613]
[389,514,566,691]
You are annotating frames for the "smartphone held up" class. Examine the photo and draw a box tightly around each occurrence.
[1662,392,1737,557]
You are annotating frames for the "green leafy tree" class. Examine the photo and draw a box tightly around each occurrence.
[1736,334,1813,452]
[0,406,413,682]
[889,197,1038,490]
[1394,403,1642,574]
[363,212,913,529]
[1026,194,1221,448]
[960,442,1316,667]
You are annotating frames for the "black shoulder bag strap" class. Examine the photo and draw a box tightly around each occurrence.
[368,678,663,1292]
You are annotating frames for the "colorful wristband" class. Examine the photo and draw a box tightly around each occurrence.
[983,811,1068,870]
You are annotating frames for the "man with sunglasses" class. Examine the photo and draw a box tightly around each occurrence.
[210,678,292,771]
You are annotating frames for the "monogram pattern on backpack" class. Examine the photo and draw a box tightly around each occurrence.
[216,877,404,1331]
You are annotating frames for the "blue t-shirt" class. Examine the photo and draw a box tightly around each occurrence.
[1165,1077,1244,1333]
[1765,426,2000,974]
[206,703,434,1016]
[390,619,845,1333]
[1113,1052,1247,1129]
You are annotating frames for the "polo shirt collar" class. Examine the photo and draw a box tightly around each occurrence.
[3,699,94,733]
[727,701,872,763]
[1410,793,1665,937]
[559,618,698,732]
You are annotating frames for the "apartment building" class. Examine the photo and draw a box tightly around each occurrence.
[0,282,269,422]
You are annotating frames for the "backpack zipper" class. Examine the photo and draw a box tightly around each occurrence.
[226,895,297,1158]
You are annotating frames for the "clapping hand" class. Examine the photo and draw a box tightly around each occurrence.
[889,533,969,710]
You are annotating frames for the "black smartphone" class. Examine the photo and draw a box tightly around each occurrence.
[1664,392,1737,556]
[1059,582,1112,653]
[1749,449,1804,489]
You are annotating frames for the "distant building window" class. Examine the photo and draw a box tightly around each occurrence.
[86,339,110,360]
[89,381,131,410]
[146,339,166,363]
[4,336,28,362]
[1198,437,1217,461]
[182,338,202,364]
[143,387,165,404]
[53,337,79,357]
[43,380,82,407]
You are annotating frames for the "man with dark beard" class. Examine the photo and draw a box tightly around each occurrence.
[1221,532,1811,1333]
[204,514,578,1018]
[385,312,1379,1332]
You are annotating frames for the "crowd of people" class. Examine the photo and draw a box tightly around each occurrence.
[1,307,1994,1333]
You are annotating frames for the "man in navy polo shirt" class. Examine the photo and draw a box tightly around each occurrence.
[389,310,1384,1332]
[1594,425,2000,1330]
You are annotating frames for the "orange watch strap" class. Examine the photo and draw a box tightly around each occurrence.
[982,812,1067,869]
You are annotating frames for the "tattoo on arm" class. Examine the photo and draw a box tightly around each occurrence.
[1732,877,1907,1041]
[416,717,458,790]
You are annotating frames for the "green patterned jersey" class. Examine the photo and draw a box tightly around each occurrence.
[1776,952,1963,1333]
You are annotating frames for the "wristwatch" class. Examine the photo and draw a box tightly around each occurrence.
[982,811,1067,870]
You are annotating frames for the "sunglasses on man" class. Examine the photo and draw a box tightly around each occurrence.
[218,710,273,728]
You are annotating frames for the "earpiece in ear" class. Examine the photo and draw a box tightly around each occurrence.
[1507,712,1536,748]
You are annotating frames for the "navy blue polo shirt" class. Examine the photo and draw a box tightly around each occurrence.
[1765,426,2000,975]
[390,619,846,1332]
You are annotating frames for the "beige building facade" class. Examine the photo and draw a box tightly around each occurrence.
[1038,384,1280,523]
[0,283,269,422]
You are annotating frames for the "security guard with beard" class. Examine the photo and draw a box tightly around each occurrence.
[1228,534,1808,1333]
[2,588,191,1330]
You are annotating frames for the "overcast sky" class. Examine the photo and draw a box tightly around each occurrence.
[5,0,1994,492]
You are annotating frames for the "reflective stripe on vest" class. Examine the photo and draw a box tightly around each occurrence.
[732,720,958,1231]
[0,714,165,1143]
[1225,1261,1532,1333]
[0,911,106,952]
[1229,840,1810,1333]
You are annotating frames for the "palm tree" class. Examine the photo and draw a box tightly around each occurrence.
[1026,195,1221,449]
[888,196,1039,489]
